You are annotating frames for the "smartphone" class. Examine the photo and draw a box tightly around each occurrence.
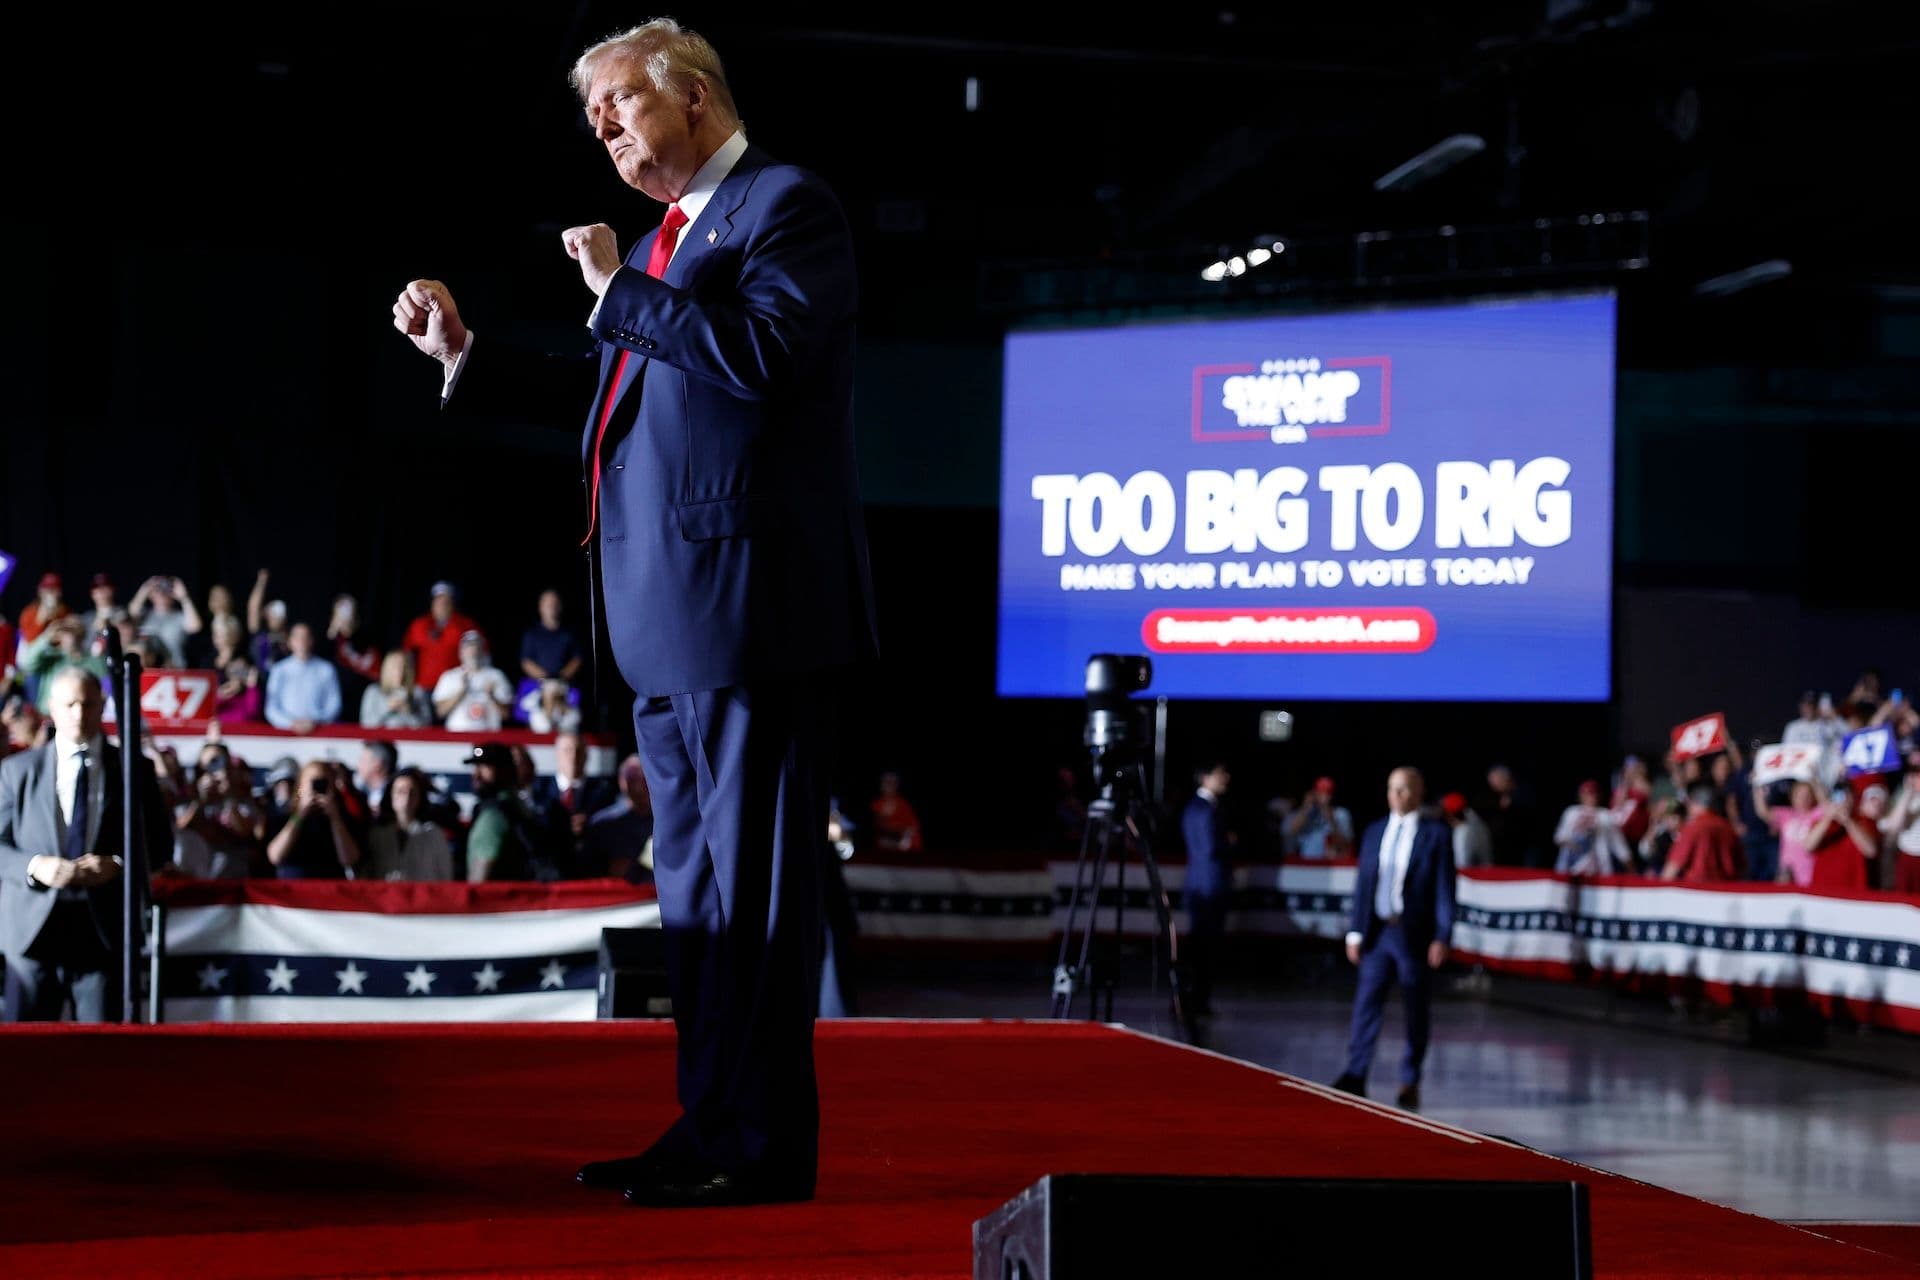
[311,775,331,795]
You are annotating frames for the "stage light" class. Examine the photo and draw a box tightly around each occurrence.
[1247,247,1272,267]
[1692,259,1792,296]
[1201,262,1229,281]
[1373,133,1487,192]
[1225,256,1247,276]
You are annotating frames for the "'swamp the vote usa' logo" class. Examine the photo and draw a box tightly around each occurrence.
[1191,355,1391,445]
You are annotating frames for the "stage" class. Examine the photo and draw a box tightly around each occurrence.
[0,1021,1910,1278]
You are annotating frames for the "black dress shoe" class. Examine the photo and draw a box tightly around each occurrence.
[577,1145,691,1190]
[1330,1073,1366,1097]
[1396,1084,1420,1110]
[622,1168,815,1208]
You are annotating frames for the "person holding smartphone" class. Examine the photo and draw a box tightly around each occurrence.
[265,761,364,879]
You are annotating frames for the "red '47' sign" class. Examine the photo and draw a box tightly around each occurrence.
[1670,713,1728,761]
[138,670,218,730]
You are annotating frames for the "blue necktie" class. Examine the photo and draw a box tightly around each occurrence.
[64,750,90,861]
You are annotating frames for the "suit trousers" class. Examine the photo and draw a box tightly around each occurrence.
[1343,920,1432,1087]
[1185,892,1228,1011]
[4,900,116,1023]
[632,676,832,1182]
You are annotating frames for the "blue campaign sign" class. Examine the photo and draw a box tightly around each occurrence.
[514,678,581,724]
[997,293,1617,700]
[1842,726,1900,777]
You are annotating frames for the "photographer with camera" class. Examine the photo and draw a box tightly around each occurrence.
[265,761,364,879]
[171,743,263,878]
[1287,776,1354,860]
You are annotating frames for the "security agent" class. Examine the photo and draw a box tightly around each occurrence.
[0,669,168,1021]
[1332,767,1456,1109]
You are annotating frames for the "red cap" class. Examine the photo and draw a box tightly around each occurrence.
[1578,778,1602,797]
[90,573,114,590]
[37,572,61,592]
[1314,776,1336,795]
[1441,792,1468,817]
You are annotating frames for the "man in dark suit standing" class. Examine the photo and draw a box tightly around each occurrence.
[393,18,874,1207]
[1179,760,1232,1018]
[1333,767,1455,1109]
[0,669,167,1021]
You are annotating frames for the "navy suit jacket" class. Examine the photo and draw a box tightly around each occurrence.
[585,144,878,698]
[1347,814,1456,951]
[1180,793,1230,900]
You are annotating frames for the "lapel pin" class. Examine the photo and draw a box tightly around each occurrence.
[707,228,718,244]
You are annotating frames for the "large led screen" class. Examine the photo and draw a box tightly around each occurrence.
[997,293,1615,700]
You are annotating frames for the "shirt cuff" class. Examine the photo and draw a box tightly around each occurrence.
[1344,931,1363,947]
[440,332,474,403]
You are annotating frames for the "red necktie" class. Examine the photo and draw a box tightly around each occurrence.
[584,202,689,543]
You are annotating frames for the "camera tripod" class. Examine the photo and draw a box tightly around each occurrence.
[1050,755,1193,1042]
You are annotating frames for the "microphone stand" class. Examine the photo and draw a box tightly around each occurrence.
[96,624,143,1024]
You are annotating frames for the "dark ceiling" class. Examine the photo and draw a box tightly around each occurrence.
[18,2,1920,352]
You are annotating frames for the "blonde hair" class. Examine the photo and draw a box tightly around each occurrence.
[571,17,741,130]
[379,649,415,692]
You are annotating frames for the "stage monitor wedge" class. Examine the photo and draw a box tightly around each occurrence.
[973,1173,1593,1279]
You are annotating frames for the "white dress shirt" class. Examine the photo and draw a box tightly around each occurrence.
[1375,812,1416,920]
[55,735,107,854]
[1347,811,1417,946]
[443,129,750,400]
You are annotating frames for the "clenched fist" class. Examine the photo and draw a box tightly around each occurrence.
[392,280,469,369]
[561,224,622,297]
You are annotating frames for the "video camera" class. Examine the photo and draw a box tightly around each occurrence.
[1083,653,1152,791]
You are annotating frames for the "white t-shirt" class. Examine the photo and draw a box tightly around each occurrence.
[433,665,513,732]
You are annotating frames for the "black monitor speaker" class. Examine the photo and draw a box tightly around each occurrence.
[974,1173,1591,1279]
[597,926,671,1018]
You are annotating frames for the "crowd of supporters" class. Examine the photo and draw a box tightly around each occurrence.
[1058,669,1919,898]
[1,571,582,738]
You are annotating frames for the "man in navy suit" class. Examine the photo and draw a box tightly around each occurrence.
[394,18,875,1207]
[1333,767,1455,1110]
[1180,760,1232,1018]
[0,669,168,1022]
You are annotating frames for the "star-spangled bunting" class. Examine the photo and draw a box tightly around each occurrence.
[163,952,605,1002]
[265,959,299,993]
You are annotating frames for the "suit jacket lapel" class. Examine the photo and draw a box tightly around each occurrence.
[30,744,59,852]
[587,149,768,459]
[663,146,765,289]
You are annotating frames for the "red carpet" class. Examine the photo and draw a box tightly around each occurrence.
[1804,1227,1920,1268]
[0,1021,1907,1278]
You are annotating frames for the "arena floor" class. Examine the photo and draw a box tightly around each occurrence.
[862,957,1920,1226]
